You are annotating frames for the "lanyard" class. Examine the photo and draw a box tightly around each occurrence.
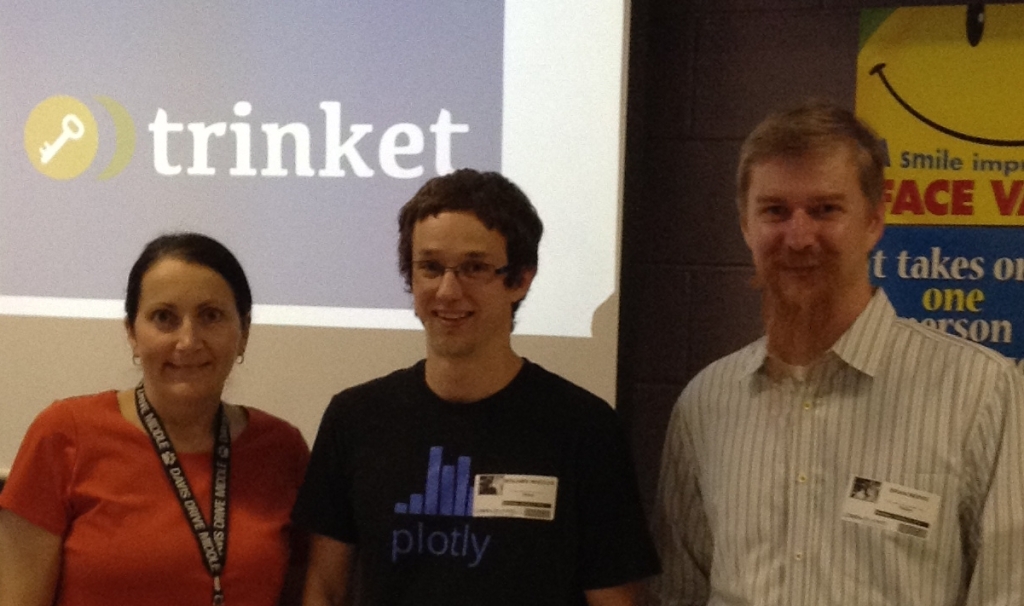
[135,385,231,605]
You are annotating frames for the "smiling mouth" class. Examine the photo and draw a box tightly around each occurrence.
[781,266,819,276]
[870,63,1024,147]
[167,362,212,372]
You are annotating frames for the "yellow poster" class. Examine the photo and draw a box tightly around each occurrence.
[858,5,1024,366]
[857,4,1024,226]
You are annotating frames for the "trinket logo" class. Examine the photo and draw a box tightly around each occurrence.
[24,95,135,181]
[25,96,467,181]
[149,102,468,179]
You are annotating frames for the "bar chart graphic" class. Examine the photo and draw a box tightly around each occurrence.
[394,446,473,517]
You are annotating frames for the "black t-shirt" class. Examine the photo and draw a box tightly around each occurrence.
[292,360,659,605]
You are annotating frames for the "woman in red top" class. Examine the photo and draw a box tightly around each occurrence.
[0,233,309,606]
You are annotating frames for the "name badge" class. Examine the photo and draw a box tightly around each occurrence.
[472,474,558,521]
[841,475,941,540]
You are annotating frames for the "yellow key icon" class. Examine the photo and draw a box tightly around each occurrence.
[39,113,85,164]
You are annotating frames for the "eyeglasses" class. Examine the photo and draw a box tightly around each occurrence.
[412,260,510,284]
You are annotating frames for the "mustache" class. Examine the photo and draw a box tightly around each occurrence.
[749,255,832,289]
[772,250,828,266]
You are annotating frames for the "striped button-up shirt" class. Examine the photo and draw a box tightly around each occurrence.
[653,289,1024,605]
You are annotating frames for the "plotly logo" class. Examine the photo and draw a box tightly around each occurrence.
[25,96,469,181]
[24,95,135,181]
[391,446,491,568]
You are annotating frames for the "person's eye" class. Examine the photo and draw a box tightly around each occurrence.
[761,205,788,220]
[416,261,445,279]
[813,204,841,218]
[200,307,225,324]
[459,260,491,278]
[151,309,178,328]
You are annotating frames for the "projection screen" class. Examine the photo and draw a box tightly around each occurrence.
[0,1,630,472]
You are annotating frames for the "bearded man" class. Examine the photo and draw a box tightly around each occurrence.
[652,100,1024,606]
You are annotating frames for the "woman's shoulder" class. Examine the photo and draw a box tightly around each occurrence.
[53,389,119,408]
[33,390,120,432]
[1,391,124,534]
[235,407,310,479]
[238,407,308,451]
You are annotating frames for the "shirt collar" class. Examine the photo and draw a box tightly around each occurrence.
[829,288,895,378]
[739,337,769,377]
[739,289,896,379]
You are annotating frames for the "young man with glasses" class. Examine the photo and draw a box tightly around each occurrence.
[293,169,659,606]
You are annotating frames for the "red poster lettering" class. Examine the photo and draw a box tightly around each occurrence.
[924,180,949,215]
[951,180,974,215]
[891,180,924,215]
[991,180,1024,216]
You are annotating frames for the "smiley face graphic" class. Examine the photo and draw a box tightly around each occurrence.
[858,5,1024,149]
[857,4,1024,226]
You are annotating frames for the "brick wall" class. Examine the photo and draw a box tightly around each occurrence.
[618,0,970,509]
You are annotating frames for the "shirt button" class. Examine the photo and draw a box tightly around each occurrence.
[797,473,807,483]
[803,400,812,410]
[794,552,803,561]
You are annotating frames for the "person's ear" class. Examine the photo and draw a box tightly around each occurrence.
[509,267,536,303]
[238,314,251,357]
[125,318,138,356]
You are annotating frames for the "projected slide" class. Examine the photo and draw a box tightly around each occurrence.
[0,2,626,337]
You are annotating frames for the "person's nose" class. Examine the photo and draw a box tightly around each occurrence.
[784,209,817,250]
[435,268,464,300]
[175,316,200,350]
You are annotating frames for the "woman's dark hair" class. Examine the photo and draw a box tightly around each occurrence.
[125,233,252,328]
